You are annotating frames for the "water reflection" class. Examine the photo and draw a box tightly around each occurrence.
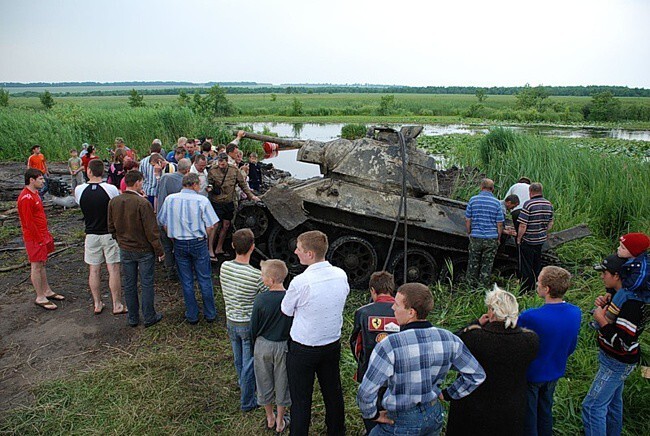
[249,122,650,142]
[291,123,304,137]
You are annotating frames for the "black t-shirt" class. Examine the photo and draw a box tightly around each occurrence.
[74,183,120,234]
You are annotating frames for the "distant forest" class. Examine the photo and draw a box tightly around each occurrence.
[2,82,649,98]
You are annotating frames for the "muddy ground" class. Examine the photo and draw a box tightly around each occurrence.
[0,162,189,412]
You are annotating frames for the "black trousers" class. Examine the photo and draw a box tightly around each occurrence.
[287,339,346,436]
[519,242,543,291]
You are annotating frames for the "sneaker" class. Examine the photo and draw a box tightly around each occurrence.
[144,313,164,328]
[588,321,600,331]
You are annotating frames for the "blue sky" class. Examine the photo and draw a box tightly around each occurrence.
[1,0,649,87]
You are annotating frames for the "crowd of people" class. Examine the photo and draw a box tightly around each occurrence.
[18,138,650,435]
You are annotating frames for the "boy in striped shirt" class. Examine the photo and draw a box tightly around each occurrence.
[220,228,267,411]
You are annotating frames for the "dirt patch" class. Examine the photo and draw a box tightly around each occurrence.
[0,162,181,411]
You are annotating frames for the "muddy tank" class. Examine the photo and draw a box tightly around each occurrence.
[233,127,589,288]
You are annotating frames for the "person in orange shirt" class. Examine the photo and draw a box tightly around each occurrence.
[27,145,49,197]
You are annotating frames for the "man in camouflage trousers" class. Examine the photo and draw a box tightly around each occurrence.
[465,178,504,287]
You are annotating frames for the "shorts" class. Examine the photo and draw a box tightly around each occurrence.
[25,237,55,263]
[211,201,235,221]
[254,337,291,407]
[84,234,121,265]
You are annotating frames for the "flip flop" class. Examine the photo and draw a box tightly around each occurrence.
[276,415,289,434]
[45,293,65,301]
[35,300,57,310]
[112,307,128,315]
[210,256,219,263]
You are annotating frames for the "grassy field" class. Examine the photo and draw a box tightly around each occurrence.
[1,271,649,435]
[8,92,650,114]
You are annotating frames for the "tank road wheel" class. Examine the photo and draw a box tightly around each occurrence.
[268,224,304,274]
[233,202,270,238]
[327,236,378,289]
[389,249,438,286]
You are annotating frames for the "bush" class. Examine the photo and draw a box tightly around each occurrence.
[341,124,367,140]
[378,94,396,116]
[0,89,8,107]
[479,127,518,165]
[39,91,55,109]
[128,89,145,107]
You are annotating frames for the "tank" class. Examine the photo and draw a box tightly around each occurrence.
[233,127,590,288]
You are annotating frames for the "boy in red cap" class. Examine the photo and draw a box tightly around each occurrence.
[595,232,650,325]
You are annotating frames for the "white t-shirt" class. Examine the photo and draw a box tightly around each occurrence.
[504,182,530,211]
[281,261,350,346]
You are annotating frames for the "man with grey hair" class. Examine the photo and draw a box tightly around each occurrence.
[156,158,192,280]
[465,178,504,287]
[517,182,554,291]
[158,172,220,324]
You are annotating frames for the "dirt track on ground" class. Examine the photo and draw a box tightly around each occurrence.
[0,162,183,411]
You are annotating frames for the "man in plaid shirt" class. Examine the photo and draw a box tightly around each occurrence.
[357,283,486,435]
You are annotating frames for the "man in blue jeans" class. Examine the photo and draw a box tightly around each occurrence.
[582,254,646,435]
[108,170,165,327]
[357,283,485,436]
[158,173,219,324]
[220,229,266,411]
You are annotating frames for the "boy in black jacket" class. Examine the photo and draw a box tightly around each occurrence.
[350,271,398,434]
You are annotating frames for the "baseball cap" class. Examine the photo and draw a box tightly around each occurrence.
[594,254,626,274]
[217,152,228,161]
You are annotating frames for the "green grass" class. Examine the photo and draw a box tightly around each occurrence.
[1,271,649,435]
[442,128,650,241]
[3,92,650,162]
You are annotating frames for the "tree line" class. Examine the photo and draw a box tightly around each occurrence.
[4,84,650,98]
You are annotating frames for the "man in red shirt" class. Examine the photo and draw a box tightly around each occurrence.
[17,169,63,310]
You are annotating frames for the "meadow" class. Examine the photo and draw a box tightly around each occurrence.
[3,91,650,162]
[1,128,649,435]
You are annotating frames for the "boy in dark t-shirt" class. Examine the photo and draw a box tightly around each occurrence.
[247,152,262,192]
[250,259,293,433]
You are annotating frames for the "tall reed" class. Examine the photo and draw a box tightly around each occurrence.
[0,106,261,161]
[453,129,650,243]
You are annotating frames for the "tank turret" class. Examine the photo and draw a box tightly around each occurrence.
[241,126,439,196]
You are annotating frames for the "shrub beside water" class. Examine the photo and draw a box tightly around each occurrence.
[341,124,367,140]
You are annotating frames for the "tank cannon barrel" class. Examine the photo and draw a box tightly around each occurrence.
[234,131,304,149]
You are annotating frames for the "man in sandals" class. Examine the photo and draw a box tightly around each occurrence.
[17,169,64,310]
[75,159,127,315]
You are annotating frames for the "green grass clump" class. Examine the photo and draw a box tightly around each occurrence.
[340,124,367,140]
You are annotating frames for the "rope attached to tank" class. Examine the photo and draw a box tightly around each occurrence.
[382,131,409,279]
